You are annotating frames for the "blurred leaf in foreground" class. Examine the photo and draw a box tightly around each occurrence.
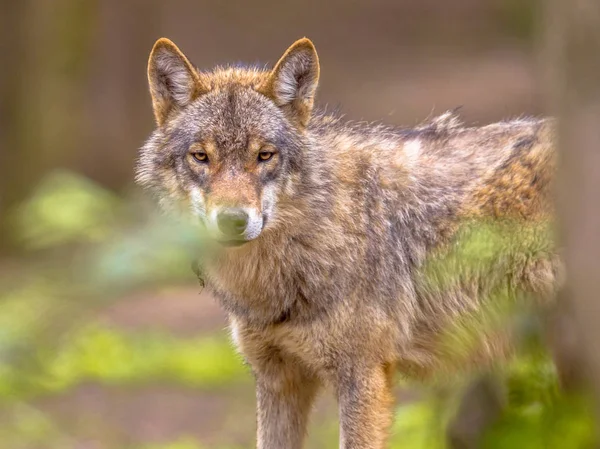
[12,170,119,249]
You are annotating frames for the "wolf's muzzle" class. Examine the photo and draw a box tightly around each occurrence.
[217,208,249,237]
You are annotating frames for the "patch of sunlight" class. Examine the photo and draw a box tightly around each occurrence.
[505,348,559,409]
[12,170,119,249]
[0,403,69,449]
[0,280,56,351]
[0,326,249,400]
[389,400,447,449]
[481,349,596,449]
[137,437,204,449]
[483,393,597,449]
[137,436,244,449]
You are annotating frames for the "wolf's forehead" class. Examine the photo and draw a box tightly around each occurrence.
[182,87,284,147]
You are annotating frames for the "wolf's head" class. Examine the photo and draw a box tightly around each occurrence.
[136,38,320,246]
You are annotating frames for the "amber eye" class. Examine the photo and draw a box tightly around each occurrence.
[258,151,274,162]
[192,152,208,163]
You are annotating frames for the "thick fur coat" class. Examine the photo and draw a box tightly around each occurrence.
[136,38,559,449]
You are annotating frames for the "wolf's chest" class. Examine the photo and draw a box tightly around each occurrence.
[203,258,306,326]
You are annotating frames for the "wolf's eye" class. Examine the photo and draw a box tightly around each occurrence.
[192,152,208,163]
[258,151,274,162]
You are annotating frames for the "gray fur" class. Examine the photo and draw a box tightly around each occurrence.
[137,38,558,449]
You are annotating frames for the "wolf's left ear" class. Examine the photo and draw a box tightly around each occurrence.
[147,38,204,126]
[262,38,320,127]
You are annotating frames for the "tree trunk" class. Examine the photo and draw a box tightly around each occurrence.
[544,0,600,416]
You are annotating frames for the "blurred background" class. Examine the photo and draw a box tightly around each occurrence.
[0,0,598,448]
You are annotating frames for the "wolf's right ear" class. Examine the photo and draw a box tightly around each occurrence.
[147,38,204,126]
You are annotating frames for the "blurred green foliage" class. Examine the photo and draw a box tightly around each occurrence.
[0,326,248,400]
[0,170,596,448]
[13,170,120,249]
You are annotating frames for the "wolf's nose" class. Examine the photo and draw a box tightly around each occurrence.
[217,209,249,237]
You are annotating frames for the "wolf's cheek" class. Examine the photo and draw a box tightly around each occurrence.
[244,208,265,240]
[261,183,279,227]
[188,186,207,222]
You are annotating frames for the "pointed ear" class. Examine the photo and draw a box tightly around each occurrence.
[147,38,204,126]
[261,38,320,127]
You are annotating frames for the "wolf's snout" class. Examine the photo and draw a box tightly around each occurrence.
[217,208,249,237]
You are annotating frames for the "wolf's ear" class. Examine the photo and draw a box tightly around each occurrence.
[262,38,320,127]
[147,38,203,126]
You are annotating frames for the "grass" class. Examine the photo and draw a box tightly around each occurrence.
[0,170,597,448]
[0,325,250,401]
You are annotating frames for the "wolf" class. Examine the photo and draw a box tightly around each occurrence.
[136,37,559,449]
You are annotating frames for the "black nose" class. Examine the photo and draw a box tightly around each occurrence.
[217,209,249,237]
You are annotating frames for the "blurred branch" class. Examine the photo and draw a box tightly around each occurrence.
[0,1,27,253]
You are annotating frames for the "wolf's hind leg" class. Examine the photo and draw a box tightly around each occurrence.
[446,375,505,449]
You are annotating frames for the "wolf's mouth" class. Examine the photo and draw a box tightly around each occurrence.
[217,239,249,248]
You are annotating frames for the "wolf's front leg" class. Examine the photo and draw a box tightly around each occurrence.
[337,364,396,449]
[254,353,321,449]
